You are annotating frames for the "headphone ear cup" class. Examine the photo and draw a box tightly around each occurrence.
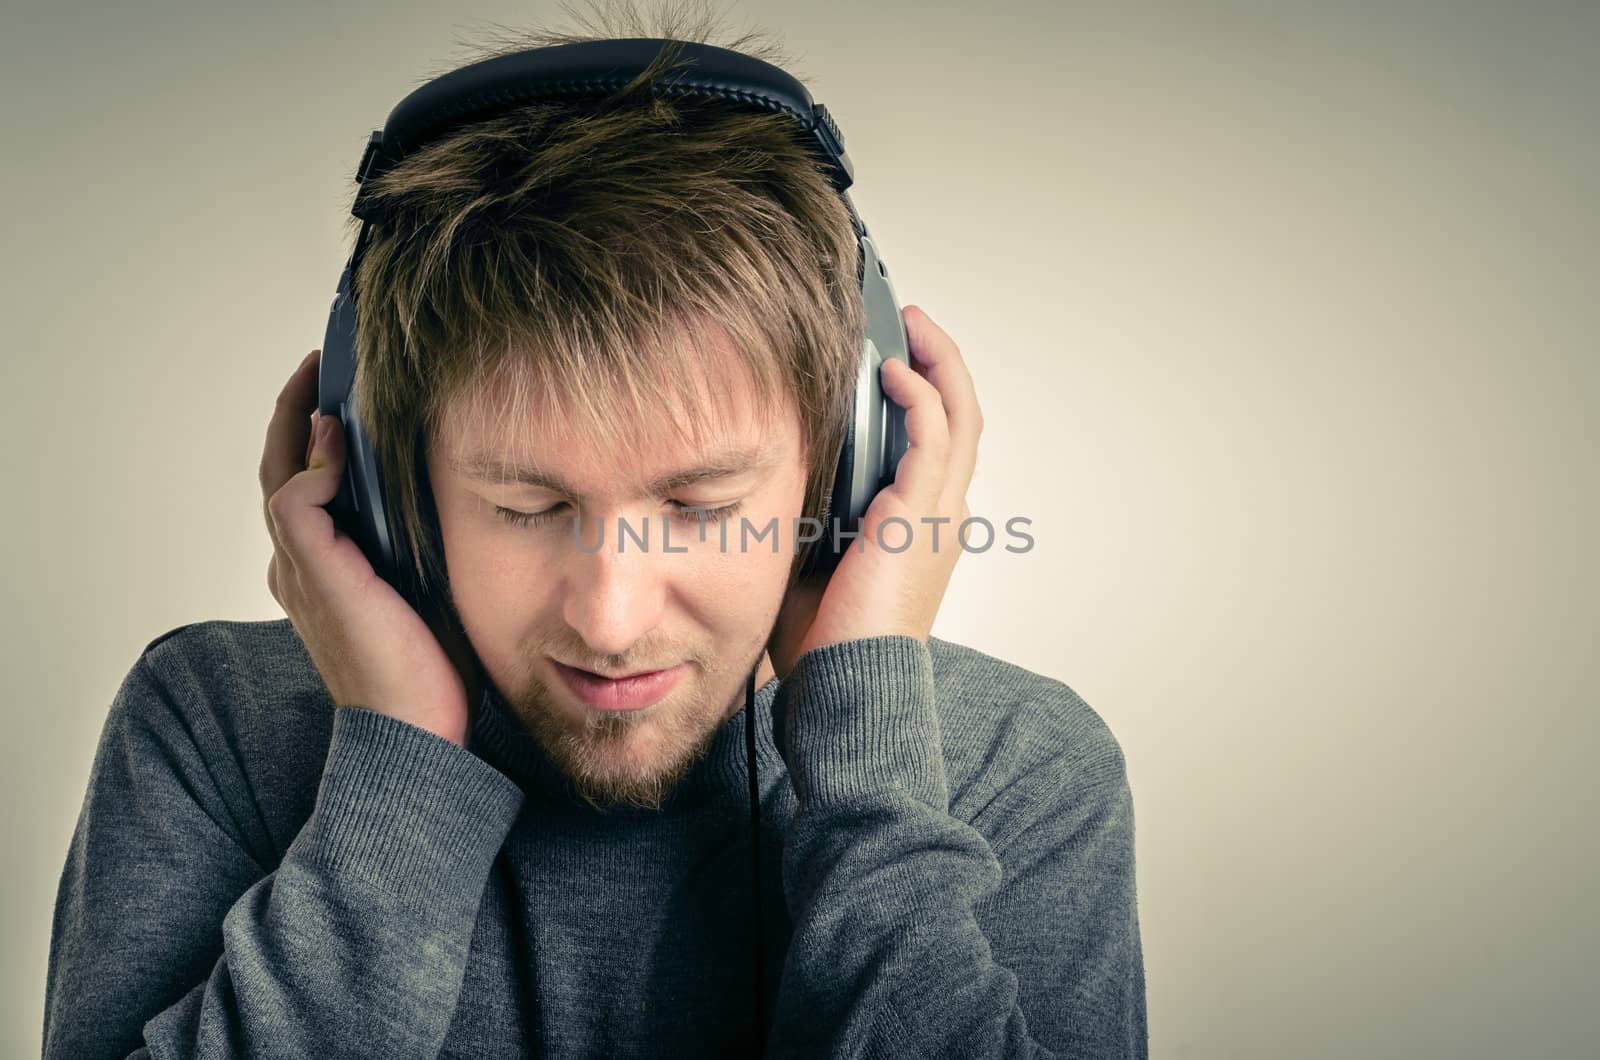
[801,232,906,579]
[342,400,435,616]
[340,394,407,598]
[320,266,421,606]
[319,265,448,620]
[407,443,453,614]
[800,387,855,578]
[799,496,835,578]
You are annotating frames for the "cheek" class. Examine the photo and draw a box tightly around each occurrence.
[671,521,795,625]
[433,496,556,614]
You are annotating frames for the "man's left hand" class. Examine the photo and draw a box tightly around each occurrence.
[768,305,984,680]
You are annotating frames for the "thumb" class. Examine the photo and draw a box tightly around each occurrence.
[307,412,343,470]
[300,413,346,508]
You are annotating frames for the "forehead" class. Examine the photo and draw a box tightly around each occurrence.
[434,319,799,491]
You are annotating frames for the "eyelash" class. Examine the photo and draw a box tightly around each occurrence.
[494,500,745,529]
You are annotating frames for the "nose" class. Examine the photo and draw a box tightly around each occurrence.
[561,514,670,659]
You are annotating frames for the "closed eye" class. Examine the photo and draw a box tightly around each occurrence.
[494,500,745,529]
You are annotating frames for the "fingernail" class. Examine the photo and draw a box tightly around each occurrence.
[314,414,332,449]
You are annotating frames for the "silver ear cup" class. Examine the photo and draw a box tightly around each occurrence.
[865,235,911,514]
[839,335,884,526]
[838,233,911,526]
[800,233,910,578]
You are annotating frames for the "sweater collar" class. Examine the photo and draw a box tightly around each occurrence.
[466,670,785,816]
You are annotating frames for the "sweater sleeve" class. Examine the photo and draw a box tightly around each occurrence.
[42,652,526,1060]
[766,635,1147,1059]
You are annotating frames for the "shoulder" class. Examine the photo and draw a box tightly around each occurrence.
[137,617,328,721]
[110,618,334,858]
[927,635,1131,845]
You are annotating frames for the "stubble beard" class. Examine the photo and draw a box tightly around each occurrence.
[510,665,735,813]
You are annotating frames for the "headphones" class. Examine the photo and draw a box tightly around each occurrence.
[317,37,910,614]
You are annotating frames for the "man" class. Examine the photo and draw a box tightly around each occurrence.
[43,16,1146,1060]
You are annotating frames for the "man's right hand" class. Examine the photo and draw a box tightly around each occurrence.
[259,348,470,746]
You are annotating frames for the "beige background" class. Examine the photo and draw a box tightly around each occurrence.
[3,1,1595,1056]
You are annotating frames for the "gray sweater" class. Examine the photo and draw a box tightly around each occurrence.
[43,618,1146,1059]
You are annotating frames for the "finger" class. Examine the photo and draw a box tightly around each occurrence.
[266,413,348,575]
[260,350,322,529]
[264,407,319,569]
[261,351,319,565]
[304,410,320,468]
[901,306,982,499]
[879,356,949,506]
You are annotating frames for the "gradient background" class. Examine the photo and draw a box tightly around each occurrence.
[3,1,1595,1056]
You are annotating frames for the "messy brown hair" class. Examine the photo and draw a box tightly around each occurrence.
[345,0,863,603]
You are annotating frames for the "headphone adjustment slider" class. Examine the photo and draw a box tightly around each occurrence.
[355,131,386,184]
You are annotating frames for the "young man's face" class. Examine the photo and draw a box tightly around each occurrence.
[426,332,808,810]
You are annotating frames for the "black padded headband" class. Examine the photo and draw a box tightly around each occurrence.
[349,37,855,223]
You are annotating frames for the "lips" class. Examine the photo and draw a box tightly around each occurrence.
[570,665,662,681]
[552,660,685,712]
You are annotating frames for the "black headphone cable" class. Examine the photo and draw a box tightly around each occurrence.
[745,665,765,1058]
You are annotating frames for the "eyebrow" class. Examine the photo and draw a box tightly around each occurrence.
[447,443,780,498]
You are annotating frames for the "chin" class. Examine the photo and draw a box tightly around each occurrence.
[527,680,722,812]
[557,728,715,812]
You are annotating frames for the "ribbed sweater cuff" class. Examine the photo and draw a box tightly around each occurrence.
[296,706,525,907]
[776,635,948,810]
